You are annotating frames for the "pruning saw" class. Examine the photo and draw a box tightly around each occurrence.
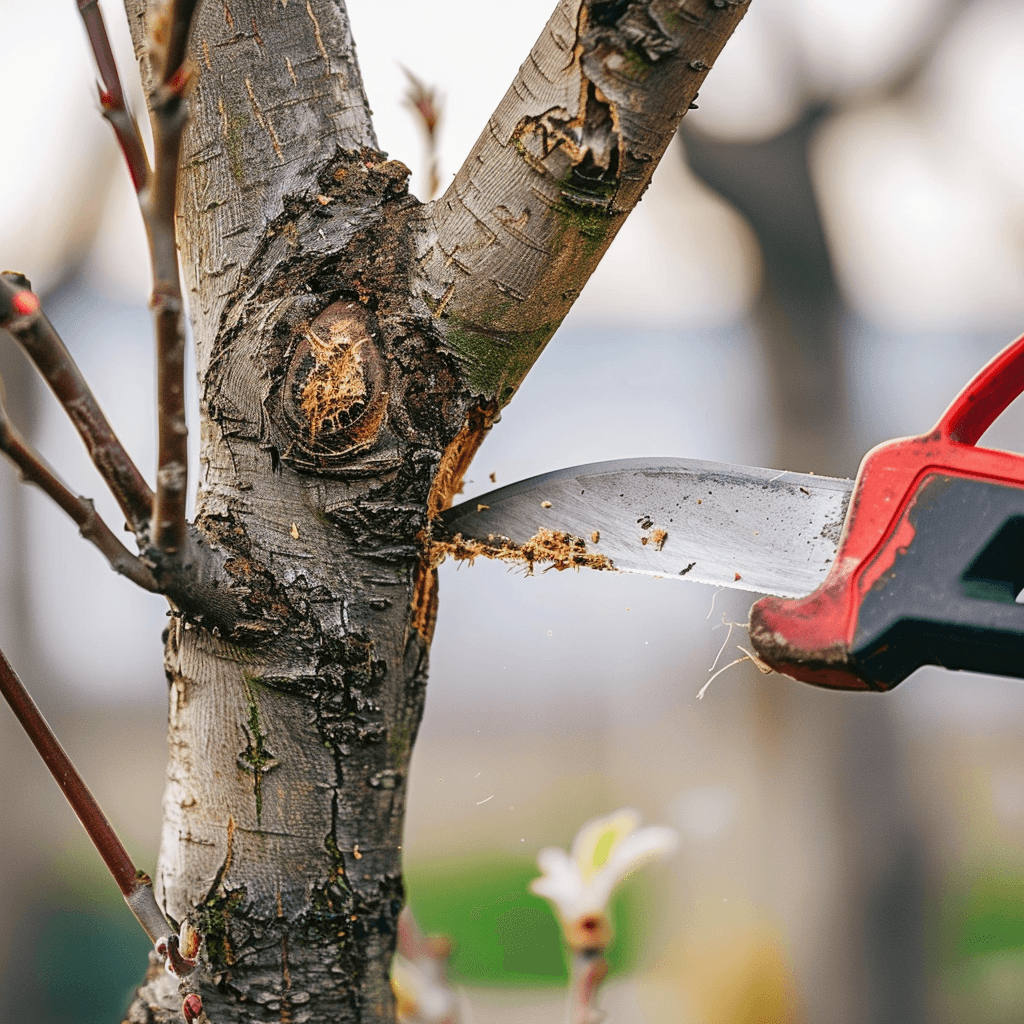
[436,334,1024,692]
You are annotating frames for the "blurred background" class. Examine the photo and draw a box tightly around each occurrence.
[1,0,1024,1021]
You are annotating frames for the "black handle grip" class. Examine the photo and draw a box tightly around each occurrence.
[851,475,1024,688]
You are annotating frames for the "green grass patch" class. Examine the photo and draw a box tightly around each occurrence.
[404,854,652,987]
[935,874,1024,967]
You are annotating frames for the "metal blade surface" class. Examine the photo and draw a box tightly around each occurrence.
[437,458,853,598]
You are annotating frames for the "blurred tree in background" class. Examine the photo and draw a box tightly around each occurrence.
[1,1,1024,1023]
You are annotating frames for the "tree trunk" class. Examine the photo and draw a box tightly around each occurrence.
[119,1,750,1020]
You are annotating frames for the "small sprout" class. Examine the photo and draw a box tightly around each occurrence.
[541,500,552,509]
[161,921,200,977]
[530,808,677,953]
[392,907,459,1023]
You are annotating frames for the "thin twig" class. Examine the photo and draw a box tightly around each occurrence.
[568,950,609,1024]
[0,644,171,943]
[143,1,199,556]
[0,376,158,591]
[76,0,151,191]
[0,274,154,537]
[401,64,443,200]
[159,0,202,87]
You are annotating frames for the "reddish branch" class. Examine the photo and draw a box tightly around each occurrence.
[158,0,201,85]
[76,0,150,191]
[142,1,198,557]
[0,644,171,943]
[0,274,154,538]
[76,0,199,557]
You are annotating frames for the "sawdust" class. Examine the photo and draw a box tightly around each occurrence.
[431,527,615,574]
[409,563,440,645]
[642,527,667,550]
[426,402,499,518]
[414,403,500,642]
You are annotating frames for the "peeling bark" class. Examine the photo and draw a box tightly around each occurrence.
[114,1,750,1021]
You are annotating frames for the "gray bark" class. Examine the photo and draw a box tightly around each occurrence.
[118,1,750,1021]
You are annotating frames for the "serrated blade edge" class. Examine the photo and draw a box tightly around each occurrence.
[436,457,853,598]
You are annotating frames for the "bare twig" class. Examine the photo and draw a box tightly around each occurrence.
[402,65,443,200]
[157,0,201,87]
[77,0,199,556]
[0,274,154,537]
[76,0,151,191]
[142,1,199,556]
[569,950,609,1024]
[0,644,171,943]
[0,375,158,591]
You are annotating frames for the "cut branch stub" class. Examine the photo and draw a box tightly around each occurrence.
[274,301,389,472]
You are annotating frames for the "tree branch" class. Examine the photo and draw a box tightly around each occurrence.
[0,377,158,590]
[141,2,199,556]
[0,644,171,943]
[417,0,750,405]
[76,0,151,191]
[0,273,154,537]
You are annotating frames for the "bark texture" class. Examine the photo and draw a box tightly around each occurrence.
[116,1,750,1021]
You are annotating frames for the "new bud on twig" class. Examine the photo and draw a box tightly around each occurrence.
[530,809,677,1024]
[530,807,678,953]
[401,65,444,200]
[391,907,460,1023]
[182,993,204,1022]
[11,290,39,318]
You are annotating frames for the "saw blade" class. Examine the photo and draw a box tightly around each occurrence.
[436,457,853,598]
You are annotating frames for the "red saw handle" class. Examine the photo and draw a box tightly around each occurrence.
[937,335,1024,445]
[749,332,1024,691]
